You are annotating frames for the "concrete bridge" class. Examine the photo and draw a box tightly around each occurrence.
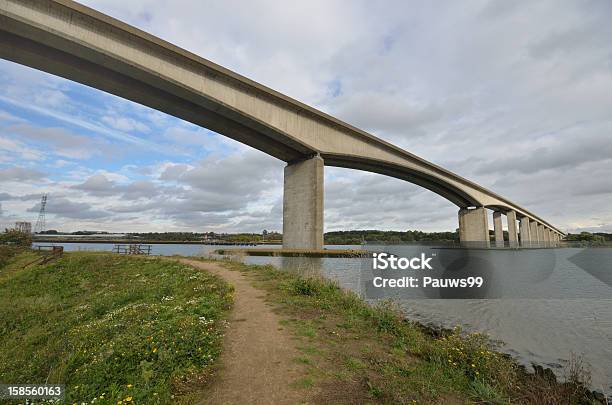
[0,0,565,249]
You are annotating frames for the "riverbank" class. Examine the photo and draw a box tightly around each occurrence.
[0,251,606,403]
[215,258,606,404]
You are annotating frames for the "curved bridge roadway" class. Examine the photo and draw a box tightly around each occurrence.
[0,0,564,249]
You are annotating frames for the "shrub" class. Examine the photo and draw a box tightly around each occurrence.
[427,326,517,390]
[0,229,33,247]
[291,277,339,297]
[0,245,20,269]
[0,230,32,269]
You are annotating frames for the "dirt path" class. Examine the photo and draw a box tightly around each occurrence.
[180,259,312,405]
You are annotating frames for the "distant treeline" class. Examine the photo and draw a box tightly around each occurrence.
[35,229,612,244]
[564,232,612,242]
[118,230,460,244]
[39,230,110,235]
[126,231,282,242]
[128,232,212,241]
[324,230,458,244]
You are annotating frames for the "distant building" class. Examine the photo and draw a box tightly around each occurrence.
[15,221,32,233]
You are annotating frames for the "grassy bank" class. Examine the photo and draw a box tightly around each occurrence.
[0,250,603,404]
[222,259,602,404]
[0,252,233,404]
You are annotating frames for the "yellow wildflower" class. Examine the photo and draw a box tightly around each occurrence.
[126,384,133,388]
[153,348,158,353]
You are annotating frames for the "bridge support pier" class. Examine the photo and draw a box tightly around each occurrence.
[550,230,557,247]
[537,224,545,248]
[530,221,540,248]
[493,211,504,248]
[507,211,519,248]
[283,155,324,250]
[519,217,531,248]
[458,207,490,248]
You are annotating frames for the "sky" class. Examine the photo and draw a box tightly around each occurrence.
[1,0,611,234]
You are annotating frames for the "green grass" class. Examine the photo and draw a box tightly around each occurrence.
[0,252,233,404]
[224,260,600,404]
[291,377,315,389]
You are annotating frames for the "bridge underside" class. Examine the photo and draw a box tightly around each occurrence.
[0,0,565,249]
[323,154,479,207]
[285,156,562,249]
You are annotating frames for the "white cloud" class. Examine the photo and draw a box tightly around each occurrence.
[0,136,44,162]
[0,166,45,181]
[101,116,150,133]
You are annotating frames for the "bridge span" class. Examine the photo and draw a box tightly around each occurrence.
[0,0,564,249]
